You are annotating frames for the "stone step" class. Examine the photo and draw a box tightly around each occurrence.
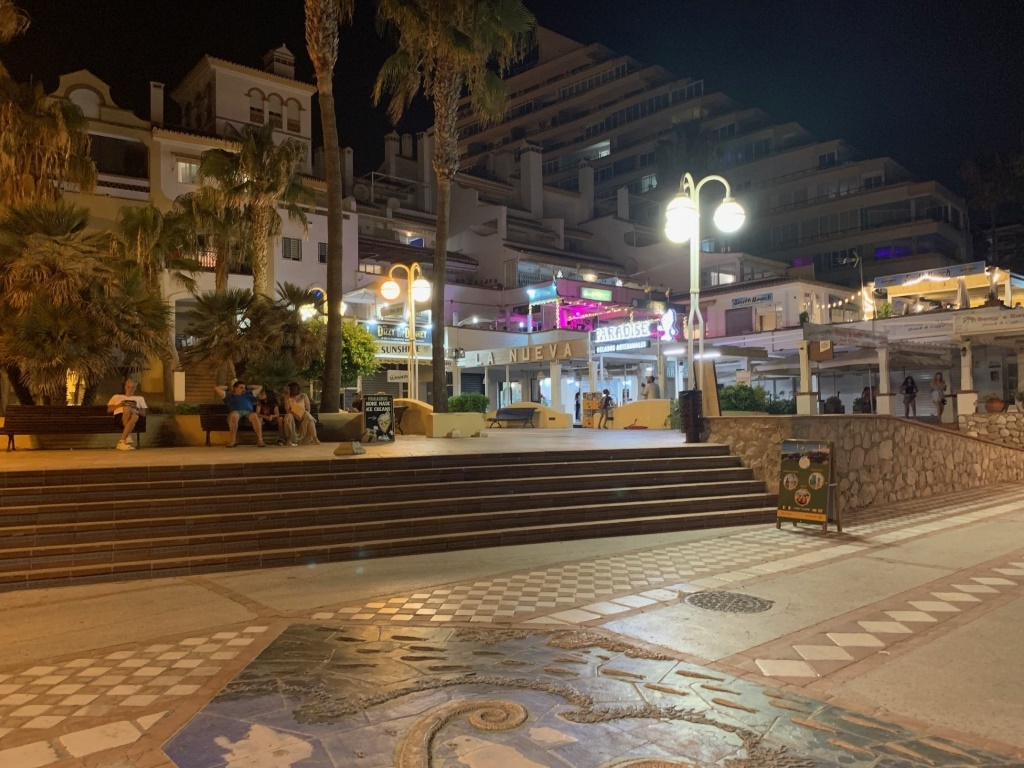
[0,446,735,490]
[0,470,758,525]
[0,481,770,547]
[0,506,777,590]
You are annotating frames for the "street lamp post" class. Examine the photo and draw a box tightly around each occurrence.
[379,262,431,400]
[664,173,746,391]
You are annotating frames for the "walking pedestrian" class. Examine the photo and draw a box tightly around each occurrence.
[899,376,918,418]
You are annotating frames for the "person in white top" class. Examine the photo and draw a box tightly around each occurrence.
[107,379,147,450]
[930,372,948,420]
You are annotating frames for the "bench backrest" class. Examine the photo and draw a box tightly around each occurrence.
[2,405,145,433]
[495,407,536,418]
[200,402,320,430]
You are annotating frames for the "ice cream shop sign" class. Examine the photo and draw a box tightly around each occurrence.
[464,339,590,367]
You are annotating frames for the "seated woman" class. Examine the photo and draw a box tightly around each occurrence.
[283,381,320,446]
[256,389,286,445]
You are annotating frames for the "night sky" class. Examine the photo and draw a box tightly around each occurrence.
[5,0,1023,192]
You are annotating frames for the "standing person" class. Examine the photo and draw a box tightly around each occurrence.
[574,391,581,422]
[931,372,948,420]
[107,378,147,451]
[284,381,321,446]
[647,375,661,399]
[898,376,919,418]
[256,389,286,445]
[597,388,613,429]
[215,380,265,447]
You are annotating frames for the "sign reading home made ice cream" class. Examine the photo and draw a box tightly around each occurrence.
[363,394,395,442]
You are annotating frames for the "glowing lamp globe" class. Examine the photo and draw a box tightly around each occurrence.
[411,277,431,303]
[380,279,401,301]
[713,197,745,233]
[664,194,698,244]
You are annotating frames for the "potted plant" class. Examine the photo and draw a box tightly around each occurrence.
[823,395,845,414]
[852,397,868,414]
[984,394,1006,413]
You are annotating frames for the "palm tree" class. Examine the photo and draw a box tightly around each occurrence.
[0,1,29,76]
[180,288,280,383]
[0,78,97,208]
[112,204,199,404]
[196,123,313,297]
[173,187,251,294]
[303,0,354,414]
[960,154,1020,264]
[0,201,168,403]
[275,281,326,371]
[374,0,535,411]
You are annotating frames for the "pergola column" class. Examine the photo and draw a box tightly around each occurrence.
[549,361,562,412]
[957,340,977,417]
[796,340,818,415]
[875,346,895,415]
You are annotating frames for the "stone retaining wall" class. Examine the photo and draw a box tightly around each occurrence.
[708,415,1024,513]
[959,412,1024,449]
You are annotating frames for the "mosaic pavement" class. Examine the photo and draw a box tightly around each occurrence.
[165,624,1019,768]
[1,486,1022,766]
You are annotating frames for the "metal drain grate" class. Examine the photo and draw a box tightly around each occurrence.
[684,591,774,614]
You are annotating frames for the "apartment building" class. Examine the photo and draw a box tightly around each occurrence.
[454,28,971,289]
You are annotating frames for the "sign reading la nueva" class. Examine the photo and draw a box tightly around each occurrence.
[464,339,590,367]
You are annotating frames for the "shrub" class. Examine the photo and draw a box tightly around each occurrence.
[766,397,797,415]
[448,393,489,413]
[666,397,680,429]
[823,395,844,414]
[718,384,767,412]
[876,302,894,319]
[175,402,200,415]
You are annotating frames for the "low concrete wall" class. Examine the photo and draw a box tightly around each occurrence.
[615,399,671,429]
[709,415,1024,513]
[959,412,1024,449]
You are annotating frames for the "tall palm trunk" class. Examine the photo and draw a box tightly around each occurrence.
[215,239,230,293]
[308,16,345,413]
[3,364,34,405]
[250,206,271,297]
[430,69,461,412]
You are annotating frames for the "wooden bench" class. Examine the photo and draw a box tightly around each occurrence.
[2,405,146,451]
[487,406,537,428]
[199,403,320,446]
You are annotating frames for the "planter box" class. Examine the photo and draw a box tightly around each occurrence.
[426,412,485,438]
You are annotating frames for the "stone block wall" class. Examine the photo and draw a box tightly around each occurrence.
[959,412,1024,449]
[708,415,1024,513]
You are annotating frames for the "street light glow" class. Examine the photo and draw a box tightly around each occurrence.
[713,197,746,233]
[664,194,698,244]
[380,279,401,301]
[411,277,431,303]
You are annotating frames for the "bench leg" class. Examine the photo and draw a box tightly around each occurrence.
[6,434,13,451]
[206,430,212,447]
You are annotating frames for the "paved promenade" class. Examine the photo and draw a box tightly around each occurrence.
[0,432,1022,766]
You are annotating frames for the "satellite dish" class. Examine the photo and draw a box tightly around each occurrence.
[353,183,370,202]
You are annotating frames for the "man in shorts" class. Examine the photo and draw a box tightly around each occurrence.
[107,378,147,450]
[215,380,265,447]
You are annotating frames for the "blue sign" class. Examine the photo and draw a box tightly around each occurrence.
[526,284,559,303]
[359,321,432,345]
[874,261,986,289]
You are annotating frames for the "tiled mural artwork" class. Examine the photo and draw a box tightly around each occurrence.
[165,625,1013,768]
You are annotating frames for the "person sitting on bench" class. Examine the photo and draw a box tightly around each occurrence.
[215,380,265,447]
[284,381,320,446]
[107,378,148,451]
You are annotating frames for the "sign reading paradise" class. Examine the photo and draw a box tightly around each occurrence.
[363,394,395,443]
[776,439,841,534]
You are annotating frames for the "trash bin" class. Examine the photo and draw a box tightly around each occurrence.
[679,389,703,443]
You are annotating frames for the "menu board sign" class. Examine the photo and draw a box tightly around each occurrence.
[776,439,840,533]
[364,394,395,442]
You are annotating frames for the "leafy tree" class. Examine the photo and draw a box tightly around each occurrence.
[654,121,720,193]
[374,0,535,411]
[303,0,355,414]
[196,123,313,297]
[0,78,96,209]
[338,320,380,388]
[959,154,1022,264]
[0,0,29,77]
[172,186,251,294]
[718,383,767,412]
[0,201,169,403]
[111,204,199,404]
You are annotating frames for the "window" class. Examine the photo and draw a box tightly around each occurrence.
[640,173,657,193]
[638,151,655,167]
[282,237,302,261]
[249,91,264,124]
[318,242,327,264]
[286,101,301,133]
[818,151,838,169]
[863,174,883,190]
[176,160,199,184]
[358,263,383,275]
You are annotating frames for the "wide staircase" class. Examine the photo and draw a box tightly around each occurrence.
[0,445,776,591]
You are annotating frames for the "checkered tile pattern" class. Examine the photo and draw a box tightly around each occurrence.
[311,487,1024,627]
[751,561,1024,681]
[0,626,268,737]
